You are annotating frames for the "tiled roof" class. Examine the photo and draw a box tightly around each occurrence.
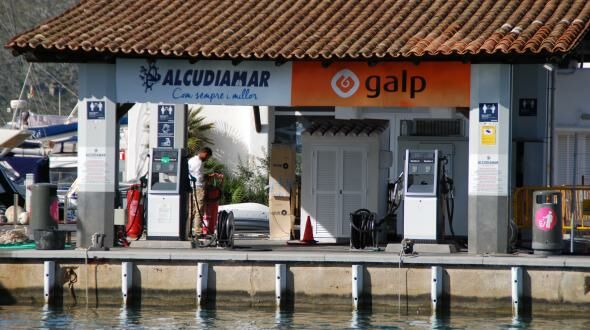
[303,120,388,137]
[6,0,590,61]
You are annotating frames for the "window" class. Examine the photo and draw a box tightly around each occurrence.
[554,131,590,185]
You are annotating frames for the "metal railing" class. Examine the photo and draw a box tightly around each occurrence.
[513,186,590,231]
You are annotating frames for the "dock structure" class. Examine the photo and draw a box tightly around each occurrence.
[1,243,590,314]
[2,0,590,318]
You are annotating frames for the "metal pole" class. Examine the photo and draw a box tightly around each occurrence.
[571,133,577,254]
[58,87,61,117]
[511,267,523,317]
[13,193,18,229]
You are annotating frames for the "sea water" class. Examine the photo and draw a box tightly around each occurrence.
[0,305,589,329]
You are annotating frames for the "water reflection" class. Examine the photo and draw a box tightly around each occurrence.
[0,305,586,329]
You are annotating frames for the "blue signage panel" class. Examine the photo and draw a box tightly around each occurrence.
[116,58,292,105]
[87,101,105,120]
[157,104,175,148]
[479,103,498,122]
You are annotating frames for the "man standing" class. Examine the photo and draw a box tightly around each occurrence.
[188,147,212,236]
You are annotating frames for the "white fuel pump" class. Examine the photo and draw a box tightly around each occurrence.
[402,149,455,242]
[146,148,188,240]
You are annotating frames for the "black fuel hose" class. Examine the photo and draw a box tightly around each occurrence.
[350,209,384,249]
[216,210,234,248]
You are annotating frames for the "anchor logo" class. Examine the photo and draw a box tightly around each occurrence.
[140,61,161,93]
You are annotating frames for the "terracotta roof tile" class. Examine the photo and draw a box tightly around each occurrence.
[5,0,590,61]
[303,119,388,137]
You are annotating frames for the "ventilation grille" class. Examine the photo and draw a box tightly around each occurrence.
[400,119,464,137]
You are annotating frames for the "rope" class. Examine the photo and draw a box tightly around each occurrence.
[64,267,78,305]
[84,248,89,308]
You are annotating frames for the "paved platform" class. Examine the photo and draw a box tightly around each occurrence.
[1,237,590,268]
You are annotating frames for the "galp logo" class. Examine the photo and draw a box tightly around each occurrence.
[331,69,360,98]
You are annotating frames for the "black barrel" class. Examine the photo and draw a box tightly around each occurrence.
[532,191,562,255]
[30,183,59,232]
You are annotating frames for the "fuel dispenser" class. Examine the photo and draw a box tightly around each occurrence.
[403,149,455,242]
[147,148,188,240]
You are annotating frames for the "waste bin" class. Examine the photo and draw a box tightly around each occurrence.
[532,190,562,255]
[30,183,59,232]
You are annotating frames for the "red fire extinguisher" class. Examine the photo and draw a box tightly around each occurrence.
[202,174,223,235]
[125,182,145,239]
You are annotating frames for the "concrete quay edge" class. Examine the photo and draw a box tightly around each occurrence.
[1,249,589,268]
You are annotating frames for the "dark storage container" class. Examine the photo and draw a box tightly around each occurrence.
[532,191,562,255]
[30,183,59,232]
[34,230,65,250]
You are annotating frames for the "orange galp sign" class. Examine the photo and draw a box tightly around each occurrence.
[291,61,470,108]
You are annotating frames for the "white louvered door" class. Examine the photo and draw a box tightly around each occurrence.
[340,149,366,237]
[312,146,367,240]
[555,133,575,185]
[313,147,339,238]
[554,132,590,185]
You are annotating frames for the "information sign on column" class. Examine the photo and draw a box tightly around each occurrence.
[157,104,175,148]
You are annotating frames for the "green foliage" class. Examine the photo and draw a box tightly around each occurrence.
[220,153,269,206]
[187,106,214,155]
[231,186,246,204]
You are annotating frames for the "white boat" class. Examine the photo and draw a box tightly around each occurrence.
[218,203,269,233]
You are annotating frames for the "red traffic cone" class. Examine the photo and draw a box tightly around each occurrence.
[287,216,317,245]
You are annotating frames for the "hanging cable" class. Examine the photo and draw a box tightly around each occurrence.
[439,156,456,240]
[30,65,51,115]
[34,64,78,97]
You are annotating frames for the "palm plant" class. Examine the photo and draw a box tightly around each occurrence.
[187,105,214,155]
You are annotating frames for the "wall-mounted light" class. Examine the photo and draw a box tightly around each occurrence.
[543,64,554,72]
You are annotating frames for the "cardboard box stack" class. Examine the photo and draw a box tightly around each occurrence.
[268,143,296,240]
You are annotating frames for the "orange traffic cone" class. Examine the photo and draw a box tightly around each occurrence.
[287,216,317,245]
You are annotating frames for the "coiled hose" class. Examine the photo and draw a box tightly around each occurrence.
[216,210,234,248]
[350,209,385,249]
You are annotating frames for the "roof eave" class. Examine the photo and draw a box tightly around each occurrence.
[8,46,574,65]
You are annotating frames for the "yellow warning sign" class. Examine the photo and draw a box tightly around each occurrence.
[481,125,496,145]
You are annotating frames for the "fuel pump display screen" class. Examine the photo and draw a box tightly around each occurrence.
[150,149,181,192]
[406,151,437,195]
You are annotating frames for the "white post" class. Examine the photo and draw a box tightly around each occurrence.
[25,173,34,213]
[43,261,55,305]
[431,266,443,313]
[511,266,523,316]
[77,63,118,248]
[197,262,208,305]
[571,133,578,254]
[275,264,287,307]
[352,264,363,309]
[122,262,133,304]
[468,64,512,254]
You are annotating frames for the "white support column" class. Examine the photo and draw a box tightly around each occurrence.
[77,63,118,248]
[468,64,513,254]
[122,262,133,304]
[431,266,443,313]
[511,266,523,316]
[275,264,287,307]
[43,261,55,305]
[197,262,208,305]
[352,264,363,309]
